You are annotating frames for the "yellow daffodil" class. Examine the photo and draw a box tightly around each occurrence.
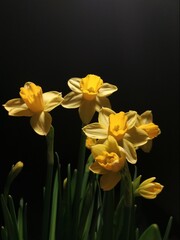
[135,111,161,152]
[61,74,118,124]
[134,176,164,199]
[83,107,149,164]
[90,136,127,191]
[3,82,63,135]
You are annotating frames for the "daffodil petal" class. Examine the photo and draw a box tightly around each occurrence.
[68,78,81,93]
[140,177,156,187]
[43,91,63,112]
[98,83,118,97]
[79,100,96,124]
[141,140,152,152]
[91,143,107,158]
[62,92,82,108]
[125,127,149,148]
[89,162,108,174]
[98,107,115,126]
[122,138,137,164]
[138,190,157,199]
[106,136,121,155]
[3,98,33,116]
[95,97,111,112]
[126,111,137,128]
[100,172,121,191]
[140,110,153,124]
[82,123,108,139]
[30,112,52,136]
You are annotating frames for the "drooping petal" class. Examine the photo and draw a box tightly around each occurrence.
[3,98,33,116]
[100,172,121,191]
[68,78,82,93]
[79,100,96,124]
[30,112,52,135]
[141,140,153,152]
[89,162,108,174]
[82,123,108,139]
[62,92,82,108]
[43,91,63,112]
[95,96,111,112]
[98,83,118,97]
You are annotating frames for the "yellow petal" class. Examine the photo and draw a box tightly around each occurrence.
[98,83,118,97]
[79,100,96,124]
[125,127,149,148]
[68,78,82,93]
[95,97,111,112]
[140,110,153,124]
[3,98,33,116]
[91,143,107,158]
[126,111,137,128]
[82,123,108,139]
[43,91,63,112]
[141,140,152,152]
[30,112,52,135]
[62,92,82,108]
[89,162,108,174]
[98,107,115,126]
[122,139,137,164]
[100,172,121,191]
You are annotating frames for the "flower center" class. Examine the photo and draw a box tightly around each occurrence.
[20,82,44,113]
[138,123,160,139]
[108,112,128,141]
[95,151,125,172]
[80,74,103,101]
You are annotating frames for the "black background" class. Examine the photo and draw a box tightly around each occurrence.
[0,0,179,239]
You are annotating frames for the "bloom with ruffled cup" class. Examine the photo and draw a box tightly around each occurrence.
[3,82,63,135]
[134,176,164,199]
[61,74,118,124]
[83,107,149,164]
[90,135,127,191]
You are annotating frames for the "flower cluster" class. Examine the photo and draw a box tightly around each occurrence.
[2,74,167,240]
[3,74,162,194]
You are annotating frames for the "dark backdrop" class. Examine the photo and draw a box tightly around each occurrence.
[0,0,179,239]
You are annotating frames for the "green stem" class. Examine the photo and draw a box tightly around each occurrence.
[72,127,87,238]
[42,126,54,240]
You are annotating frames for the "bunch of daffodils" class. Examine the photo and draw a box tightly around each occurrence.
[1,74,172,240]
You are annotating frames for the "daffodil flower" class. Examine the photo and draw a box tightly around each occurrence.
[61,74,118,124]
[3,82,63,135]
[83,107,149,164]
[90,135,127,191]
[134,176,164,199]
[135,111,161,152]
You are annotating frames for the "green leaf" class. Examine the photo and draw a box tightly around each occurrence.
[17,198,24,240]
[49,169,59,240]
[163,216,173,240]
[138,224,162,240]
[0,194,18,240]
